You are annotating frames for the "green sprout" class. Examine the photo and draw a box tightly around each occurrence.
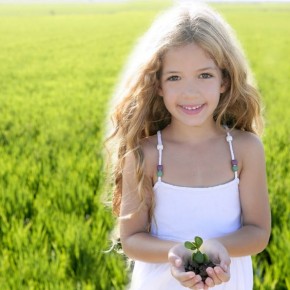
[184,236,209,264]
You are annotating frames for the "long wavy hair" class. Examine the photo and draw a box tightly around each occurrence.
[106,4,263,220]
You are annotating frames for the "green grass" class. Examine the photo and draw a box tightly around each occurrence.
[0,1,289,289]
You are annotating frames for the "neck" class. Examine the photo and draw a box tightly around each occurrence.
[164,121,223,144]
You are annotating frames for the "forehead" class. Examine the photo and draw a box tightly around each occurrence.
[162,43,217,70]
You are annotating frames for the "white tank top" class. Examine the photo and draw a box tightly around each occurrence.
[151,129,241,242]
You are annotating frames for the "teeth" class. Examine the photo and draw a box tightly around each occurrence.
[183,105,202,110]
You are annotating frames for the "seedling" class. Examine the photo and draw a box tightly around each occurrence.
[184,236,215,282]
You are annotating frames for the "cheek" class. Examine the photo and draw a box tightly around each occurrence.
[159,85,172,98]
[163,84,181,95]
[162,92,175,109]
[205,82,223,94]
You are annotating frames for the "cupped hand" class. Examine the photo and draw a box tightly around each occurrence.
[168,240,231,289]
[201,239,231,287]
[168,243,208,289]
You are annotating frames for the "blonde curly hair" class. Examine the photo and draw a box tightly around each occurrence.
[106,3,263,219]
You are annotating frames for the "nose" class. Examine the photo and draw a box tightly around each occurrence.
[182,79,199,98]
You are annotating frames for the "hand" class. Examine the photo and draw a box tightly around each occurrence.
[168,240,231,289]
[200,239,231,287]
[168,243,208,289]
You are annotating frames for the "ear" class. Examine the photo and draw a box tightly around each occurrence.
[158,86,163,97]
[220,83,226,94]
[220,78,228,94]
[220,70,229,93]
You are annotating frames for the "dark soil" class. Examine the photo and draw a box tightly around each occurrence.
[185,260,216,282]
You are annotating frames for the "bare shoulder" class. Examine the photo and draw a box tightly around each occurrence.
[123,135,157,168]
[231,130,265,168]
[232,130,264,153]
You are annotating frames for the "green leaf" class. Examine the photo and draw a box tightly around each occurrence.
[203,253,209,263]
[193,251,204,264]
[184,241,194,250]
[194,236,203,249]
[191,242,197,250]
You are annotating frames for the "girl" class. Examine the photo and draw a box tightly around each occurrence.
[106,3,271,290]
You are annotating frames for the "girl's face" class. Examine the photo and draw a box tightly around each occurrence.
[159,43,226,129]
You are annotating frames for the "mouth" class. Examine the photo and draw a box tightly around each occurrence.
[179,104,205,115]
[181,105,203,111]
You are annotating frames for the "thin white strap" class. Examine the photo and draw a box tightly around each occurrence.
[226,132,235,160]
[225,130,238,180]
[157,131,163,181]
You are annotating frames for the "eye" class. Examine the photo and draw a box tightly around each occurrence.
[199,73,213,79]
[167,75,180,81]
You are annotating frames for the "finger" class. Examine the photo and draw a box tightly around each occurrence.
[171,266,195,282]
[213,265,231,283]
[171,265,205,288]
[168,254,183,267]
[204,276,215,288]
[181,275,203,288]
[190,285,207,290]
[189,280,206,290]
[219,253,231,271]
[220,259,231,272]
[206,267,222,286]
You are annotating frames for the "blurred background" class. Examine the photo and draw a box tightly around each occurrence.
[0,0,289,289]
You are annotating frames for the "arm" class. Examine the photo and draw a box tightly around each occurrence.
[209,133,271,257]
[119,150,177,263]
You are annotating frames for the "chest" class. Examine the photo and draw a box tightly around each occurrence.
[160,140,235,187]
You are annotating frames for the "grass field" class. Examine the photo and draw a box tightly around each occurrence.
[0,1,289,289]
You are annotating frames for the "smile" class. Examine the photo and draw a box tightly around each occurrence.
[181,105,203,110]
[179,104,205,115]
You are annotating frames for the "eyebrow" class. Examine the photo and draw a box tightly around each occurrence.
[197,66,218,72]
[163,66,218,75]
[163,71,180,75]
